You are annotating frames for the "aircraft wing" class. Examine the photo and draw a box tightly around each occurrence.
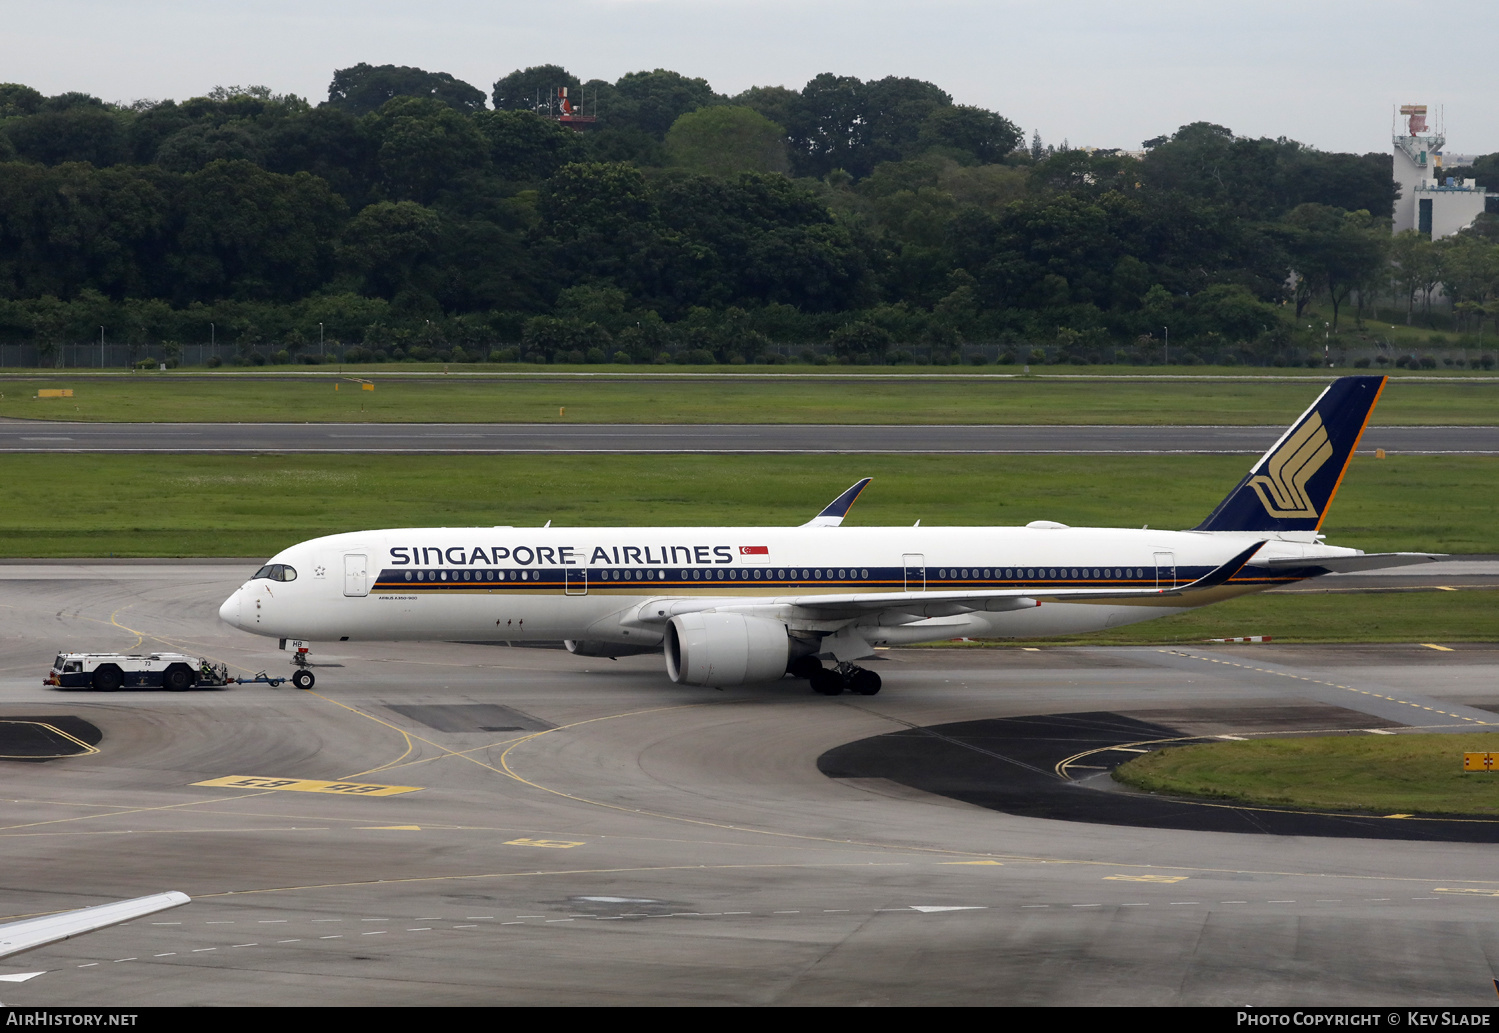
[1260,552,1442,573]
[0,892,190,959]
[643,541,1267,622]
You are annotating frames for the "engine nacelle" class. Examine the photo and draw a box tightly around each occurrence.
[664,612,789,687]
[564,639,661,658]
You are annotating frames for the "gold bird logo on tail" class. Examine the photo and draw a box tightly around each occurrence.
[1248,411,1334,518]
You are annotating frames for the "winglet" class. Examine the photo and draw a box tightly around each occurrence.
[802,478,872,527]
[1166,540,1266,594]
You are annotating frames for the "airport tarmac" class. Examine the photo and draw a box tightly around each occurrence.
[0,562,1495,1006]
[0,421,1495,454]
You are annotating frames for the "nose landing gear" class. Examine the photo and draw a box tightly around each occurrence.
[792,659,881,697]
[284,640,316,691]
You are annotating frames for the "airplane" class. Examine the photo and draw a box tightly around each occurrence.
[218,375,1433,695]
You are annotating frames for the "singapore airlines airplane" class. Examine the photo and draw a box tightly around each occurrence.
[219,376,1431,695]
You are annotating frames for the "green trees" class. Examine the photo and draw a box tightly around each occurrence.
[327,64,486,116]
[367,97,489,203]
[1278,204,1388,331]
[608,69,722,138]
[492,65,581,113]
[918,105,1023,166]
[4,105,126,166]
[1438,233,1499,336]
[784,74,1017,178]
[473,110,585,180]
[337,200,441,300]
[0,69,1423,366]
[665,106,788,177]
[172,160,346,303]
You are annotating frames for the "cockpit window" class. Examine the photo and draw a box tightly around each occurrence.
[252,563,297,582]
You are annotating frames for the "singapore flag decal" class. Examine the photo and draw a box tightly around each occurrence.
[739,546,769,555]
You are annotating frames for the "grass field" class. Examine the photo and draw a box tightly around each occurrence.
[0,452,1490,557]
[1112,734,1499,817]
[0,451,1489,644]
[0,371,1494,425]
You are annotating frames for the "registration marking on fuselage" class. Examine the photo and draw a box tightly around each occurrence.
[192,775,423,796]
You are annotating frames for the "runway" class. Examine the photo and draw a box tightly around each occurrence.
[0,562,1495,1005]
[0,422,1496,454]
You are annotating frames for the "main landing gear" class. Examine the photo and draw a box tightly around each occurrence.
[788,657,881,697]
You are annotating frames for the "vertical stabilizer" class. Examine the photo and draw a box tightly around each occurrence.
[1195,376,1385,533]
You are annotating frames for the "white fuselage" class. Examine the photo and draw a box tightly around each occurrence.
[218,524,1337,647]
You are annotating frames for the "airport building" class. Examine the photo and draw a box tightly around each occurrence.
[1392,104,1492,239]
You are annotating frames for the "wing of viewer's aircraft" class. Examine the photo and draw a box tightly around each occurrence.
[217,375,1439,696]
[0,892,190,960]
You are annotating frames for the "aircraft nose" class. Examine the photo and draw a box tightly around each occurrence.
[218,589,242,627]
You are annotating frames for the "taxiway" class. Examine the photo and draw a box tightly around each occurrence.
[0,563,1494,1005]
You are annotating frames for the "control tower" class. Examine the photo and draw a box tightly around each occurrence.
[1392,104,1490,238]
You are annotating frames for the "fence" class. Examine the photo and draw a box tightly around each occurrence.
[0,343,343,368]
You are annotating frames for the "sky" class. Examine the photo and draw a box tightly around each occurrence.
[5,0,1498,157]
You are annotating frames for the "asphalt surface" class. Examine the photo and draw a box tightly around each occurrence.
[0,562,1495,1005]
[0,421,1496,454]
[823,711,1499,841]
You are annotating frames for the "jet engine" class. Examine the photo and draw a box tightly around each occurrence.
[664,612,790,687]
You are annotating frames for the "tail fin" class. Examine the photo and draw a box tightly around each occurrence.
[1195,375,1385,533]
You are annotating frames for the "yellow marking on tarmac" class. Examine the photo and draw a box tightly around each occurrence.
[309,692,509,781]
[1422,643,1455,651]
[1105,874,1188,883]
[939,860,1003,865]
[108,606,144,650]
[1436,586,1458,592]
[0,720,100,760]
[505,838,584,849]
[1384,814,1413,819]
[193,776,422,797]
[105,606,259,676]
[1434,888,1499,897]
[0,789,285,834]
[189,862,916,901]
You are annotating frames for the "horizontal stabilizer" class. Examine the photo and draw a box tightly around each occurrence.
[803,478,872,528]
[1262,552,1442,573]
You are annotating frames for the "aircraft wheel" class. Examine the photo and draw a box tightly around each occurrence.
[292,670,315,691]
[848,669,882,696]
[788,655,823,680]
[809,669,844,696]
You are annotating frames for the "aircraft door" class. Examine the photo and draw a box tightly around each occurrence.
[564,566,588,596]
[1154,551,1177,590]
[343,553,371,597]
[903,553,925,592]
